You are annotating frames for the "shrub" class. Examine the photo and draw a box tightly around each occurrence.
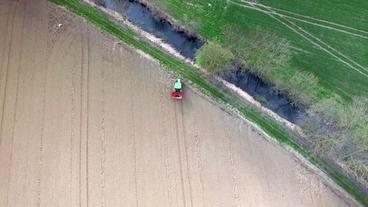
[346,158,368,183]
[303,97,368,181]
[224,26,292,80]
[222,26,321,106]
[195,41,234,74]
[282,71,319,106]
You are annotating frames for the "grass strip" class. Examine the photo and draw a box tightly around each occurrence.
[49,0,367,205]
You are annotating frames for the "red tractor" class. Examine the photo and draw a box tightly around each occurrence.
[171,78,183,100]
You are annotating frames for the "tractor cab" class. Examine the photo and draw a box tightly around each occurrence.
[171,78,183,100]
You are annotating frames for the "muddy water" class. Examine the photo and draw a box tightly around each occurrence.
[100,0,306,124]
[102,0,203,59]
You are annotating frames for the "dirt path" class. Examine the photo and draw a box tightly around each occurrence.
[0,0,360,206]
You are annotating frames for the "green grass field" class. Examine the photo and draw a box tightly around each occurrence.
[151,0,368,100]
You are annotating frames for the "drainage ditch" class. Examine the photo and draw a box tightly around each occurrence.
[98,0,306,124]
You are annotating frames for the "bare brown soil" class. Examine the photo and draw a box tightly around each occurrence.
[0,0,360,206]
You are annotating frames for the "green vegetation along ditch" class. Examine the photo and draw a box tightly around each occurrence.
[49,0,368,206]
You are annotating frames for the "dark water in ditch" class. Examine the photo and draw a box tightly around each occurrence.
[222,70,306,124]
[102,0,203,59]
[101,0,306,124]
